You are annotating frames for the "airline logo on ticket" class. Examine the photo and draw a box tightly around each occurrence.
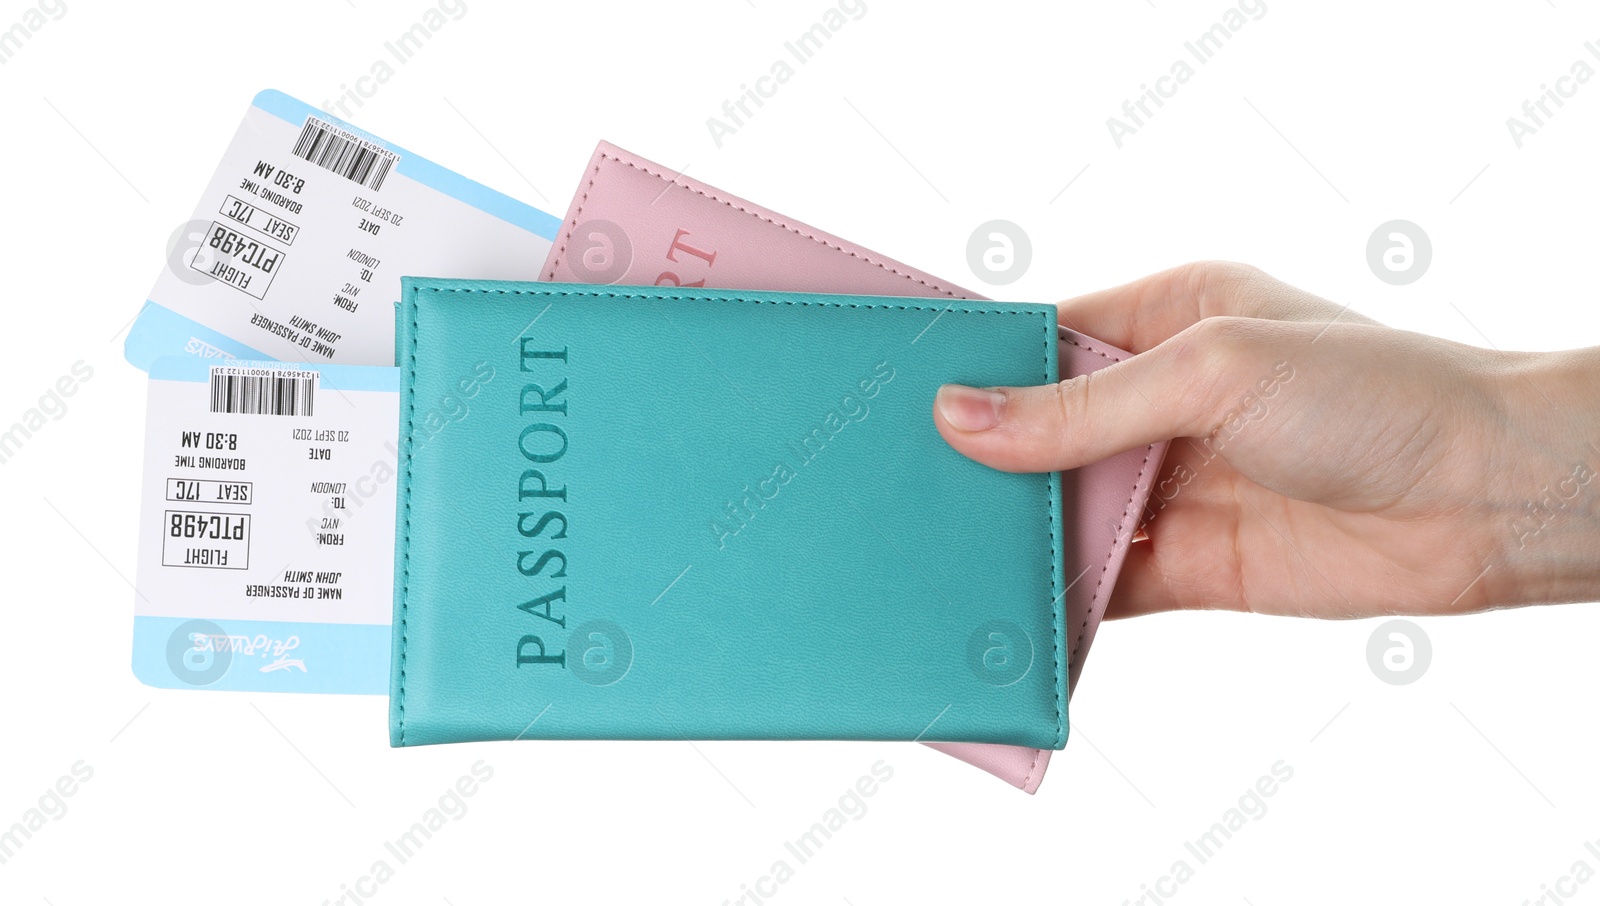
[125,89,560,369]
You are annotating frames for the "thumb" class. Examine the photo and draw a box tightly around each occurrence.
[933,319,1242,472]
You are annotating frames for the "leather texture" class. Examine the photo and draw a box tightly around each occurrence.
[541,142,1168,791]
[391,278,1069,749]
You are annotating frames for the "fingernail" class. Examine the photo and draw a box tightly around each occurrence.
[937,384,1005,431]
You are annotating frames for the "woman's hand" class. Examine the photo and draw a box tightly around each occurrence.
[933,262,1600,620]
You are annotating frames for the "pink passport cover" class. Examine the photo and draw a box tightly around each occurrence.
[542,142,1167,793]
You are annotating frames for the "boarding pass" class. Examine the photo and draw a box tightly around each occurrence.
[124,89,559,370]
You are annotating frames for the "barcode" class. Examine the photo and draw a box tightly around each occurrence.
[290,117,398,191]
[208,369,317,416]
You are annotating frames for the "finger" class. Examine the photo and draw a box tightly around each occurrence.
[1099,541,1240,618]
[1056,261,1379,353]
[934,316,1289,473]
[1100,542,1174,619]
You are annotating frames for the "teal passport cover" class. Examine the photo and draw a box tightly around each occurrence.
[391,279,1067,749]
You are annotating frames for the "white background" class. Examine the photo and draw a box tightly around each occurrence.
[2,1,1598,903]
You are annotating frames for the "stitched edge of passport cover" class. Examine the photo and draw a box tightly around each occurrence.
[545,148,973,300]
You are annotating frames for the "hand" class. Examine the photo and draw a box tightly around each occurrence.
[932,262,1600,620]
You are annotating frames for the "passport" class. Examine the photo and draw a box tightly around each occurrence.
[390,278,1068,749]
[539,141,1169,790]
